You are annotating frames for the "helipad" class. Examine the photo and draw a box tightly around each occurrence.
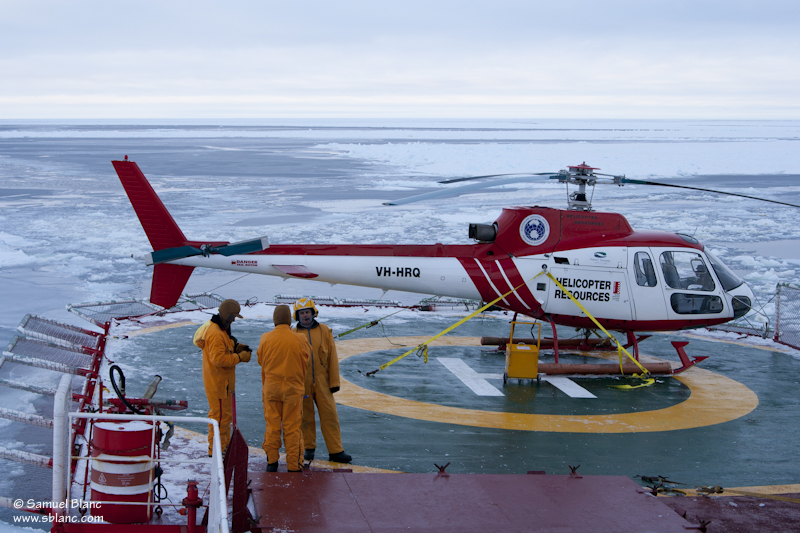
[112,314,800,491]
[335,336,759,433]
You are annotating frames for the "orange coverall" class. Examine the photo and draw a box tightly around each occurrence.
[257,324,310,471]
[294,323,343,454]
[202,322,240,456]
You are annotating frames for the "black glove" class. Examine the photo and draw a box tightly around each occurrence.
[235,343,251,353]
[330,386,340,394]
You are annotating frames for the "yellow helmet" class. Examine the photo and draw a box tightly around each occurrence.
[292,297,318,321]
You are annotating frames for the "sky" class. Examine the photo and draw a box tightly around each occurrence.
[1,0,799,119]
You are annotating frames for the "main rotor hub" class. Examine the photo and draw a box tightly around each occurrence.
[557,162,600,211]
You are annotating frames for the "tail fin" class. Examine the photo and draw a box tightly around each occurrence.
[112,159,193,308]
[112,159,188,251]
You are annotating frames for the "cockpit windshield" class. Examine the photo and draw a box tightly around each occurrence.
[705,251,744,291]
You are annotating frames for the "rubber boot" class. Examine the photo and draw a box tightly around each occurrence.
[266,462,278,472]
[304,449,315,461]
[328,451,352,463]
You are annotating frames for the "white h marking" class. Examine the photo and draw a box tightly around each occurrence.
[438,358,596,398]
[541,376,597,398]
[437,358,504,396]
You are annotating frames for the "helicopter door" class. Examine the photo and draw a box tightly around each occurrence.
[546,265,633,322]
[653,249,728,319]
[627,249,668,321]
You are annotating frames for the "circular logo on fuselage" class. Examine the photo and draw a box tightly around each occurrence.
[519,214,550,246]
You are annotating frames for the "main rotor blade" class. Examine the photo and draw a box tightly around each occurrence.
[439,172,557,184]
[619,178,800,209]
[384,175,557,206]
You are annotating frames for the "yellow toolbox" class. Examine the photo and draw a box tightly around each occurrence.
[504,321,541,383]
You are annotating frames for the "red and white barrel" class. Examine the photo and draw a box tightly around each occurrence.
[90,420,155,523]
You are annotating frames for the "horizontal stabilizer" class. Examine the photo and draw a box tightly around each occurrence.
[148,245,205,265]
[272,265,319,279]
[146,237,269,265]
[217,236,270,256]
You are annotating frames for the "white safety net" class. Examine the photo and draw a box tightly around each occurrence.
[18,314,103,350]
[775,283,800,350]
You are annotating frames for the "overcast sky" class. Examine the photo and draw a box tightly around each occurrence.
[1,0,798,119]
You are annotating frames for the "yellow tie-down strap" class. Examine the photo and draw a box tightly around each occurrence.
[366,272,546,376]
[545,272,654,389]
[367,270,653,389]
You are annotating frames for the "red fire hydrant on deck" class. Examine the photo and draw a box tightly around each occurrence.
[181,480,203,533]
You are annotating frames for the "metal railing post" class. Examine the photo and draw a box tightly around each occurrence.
[52,374,73,518]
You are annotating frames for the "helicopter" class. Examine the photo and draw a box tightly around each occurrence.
[113,158,794,356]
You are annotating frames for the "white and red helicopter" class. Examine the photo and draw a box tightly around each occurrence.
[113,158,793,363]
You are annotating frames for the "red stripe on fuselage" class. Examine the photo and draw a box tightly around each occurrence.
[247,235,702,260]
[548,314,730,332]
[495,257,544,317]
[257,244,492,257]
[479,259,524,309]
[473,259,511,306]
[457,258,498,303]
[456,257,544,317]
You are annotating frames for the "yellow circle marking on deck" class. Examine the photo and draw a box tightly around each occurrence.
[335,336,759,433]
[173,426,400,473]
[122,321,198,337]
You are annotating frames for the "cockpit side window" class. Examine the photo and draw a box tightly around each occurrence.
[634,252,657,287]
[659,251,716,292]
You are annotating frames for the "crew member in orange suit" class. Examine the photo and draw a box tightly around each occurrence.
[293,298,352,464]
[202,299,251,456]
[257,304,311,472]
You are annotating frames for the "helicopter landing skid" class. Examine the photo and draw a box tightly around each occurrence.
[572,332,652,355]
[670,341,709,374]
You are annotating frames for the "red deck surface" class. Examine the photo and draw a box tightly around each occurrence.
[248,472,692,532]
[660,493,800,532]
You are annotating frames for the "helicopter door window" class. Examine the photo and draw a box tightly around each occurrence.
[633,252,657,287]
[659,251,715,292]
[670,293,724,314]
[690,258,716,291]
[661,262,681,289]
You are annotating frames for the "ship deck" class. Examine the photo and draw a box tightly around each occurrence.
[102,310,800,531]
[247,471,691,532]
